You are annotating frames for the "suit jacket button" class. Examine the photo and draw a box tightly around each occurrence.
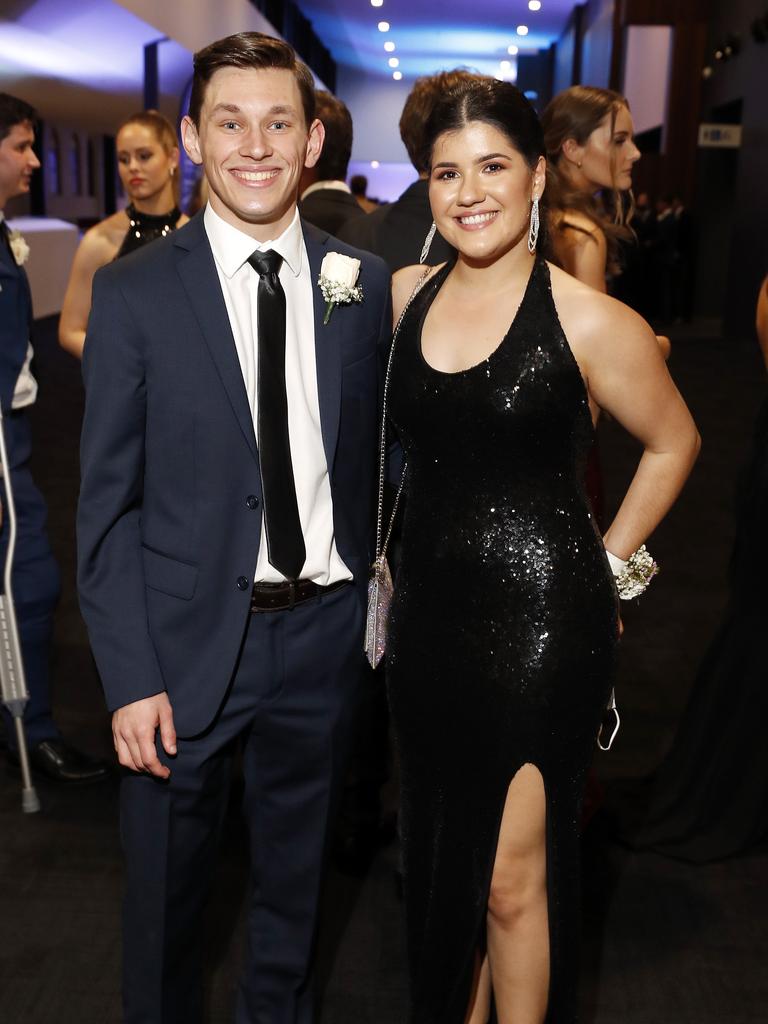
[246,495,259,509]
[237,576,249,591]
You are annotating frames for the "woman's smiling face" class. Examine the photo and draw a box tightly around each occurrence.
[429,120,545,263]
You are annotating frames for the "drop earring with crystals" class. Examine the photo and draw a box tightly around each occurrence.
[420,221,437,264]
[527,196,540,254]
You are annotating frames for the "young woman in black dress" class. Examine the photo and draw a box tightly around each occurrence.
[59,110,187,358]
[385,78,699,1024]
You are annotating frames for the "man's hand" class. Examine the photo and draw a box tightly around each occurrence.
[112,692,177,778]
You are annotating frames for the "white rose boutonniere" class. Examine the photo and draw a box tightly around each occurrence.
[9,230,30,267]
[318,251,363,325]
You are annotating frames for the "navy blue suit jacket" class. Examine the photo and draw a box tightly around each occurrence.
[0,222,32,411]
[77,213,391,736]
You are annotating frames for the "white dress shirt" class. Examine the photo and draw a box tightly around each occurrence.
[300,180,352,200]
[204,203,352,585]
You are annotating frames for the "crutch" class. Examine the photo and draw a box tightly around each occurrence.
[0,403,40,813]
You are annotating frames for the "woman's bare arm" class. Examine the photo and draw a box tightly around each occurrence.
[756,275,768,371]
[59,228,118,359]
[579,297,700,557]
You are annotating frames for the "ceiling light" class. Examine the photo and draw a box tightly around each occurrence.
[528,0,542,10]
[393,70,403,80]
[378,20,390,31]
[371,160,380,168]
[517,25,529,35]
[371,0,384,7]
[499,60,511,70]
[384,41,396,52]
[508,44,519,55]
[388,56,399,67]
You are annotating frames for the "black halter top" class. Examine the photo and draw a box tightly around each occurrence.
[115,203,182,260]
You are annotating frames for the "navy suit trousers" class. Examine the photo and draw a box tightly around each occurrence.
[0,410,60,747]
[120,581,364,1024]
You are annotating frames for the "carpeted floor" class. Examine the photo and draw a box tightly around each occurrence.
[0,316,766,1023]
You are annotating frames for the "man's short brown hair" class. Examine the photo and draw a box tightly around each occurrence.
[188,32,316,129]
[313,91,353,182]
[0,92,37,144]
[399,69,480,174]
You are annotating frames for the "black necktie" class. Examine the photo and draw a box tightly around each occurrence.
[248,249,306,580]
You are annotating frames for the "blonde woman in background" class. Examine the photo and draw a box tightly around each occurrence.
[59,110,187,358]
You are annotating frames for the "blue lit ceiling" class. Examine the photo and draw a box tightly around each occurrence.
[0,0,192,94]
[298,0,580,80]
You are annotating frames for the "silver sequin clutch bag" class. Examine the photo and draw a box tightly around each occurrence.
[365,554,394,669]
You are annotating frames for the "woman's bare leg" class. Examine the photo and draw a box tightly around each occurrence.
[488,763,550,1023]
[464,951,491,1024]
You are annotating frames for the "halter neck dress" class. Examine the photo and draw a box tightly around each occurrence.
[386,256,618,1022]
[115,203,182,260]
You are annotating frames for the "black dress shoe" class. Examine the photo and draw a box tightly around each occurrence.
[8,738,111,784]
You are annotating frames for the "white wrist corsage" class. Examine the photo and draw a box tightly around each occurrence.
[606,544,659,600]
[318,251,363,324]
[9,230,30,267]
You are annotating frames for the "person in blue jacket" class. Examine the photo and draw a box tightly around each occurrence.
[0,92,107,783]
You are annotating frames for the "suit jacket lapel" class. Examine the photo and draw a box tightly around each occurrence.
[303,221,341,473]
[0,223,33,321]
[173,216,257,461]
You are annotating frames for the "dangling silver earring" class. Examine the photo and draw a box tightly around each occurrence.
[527,196,540,254]
[420,221,437,264]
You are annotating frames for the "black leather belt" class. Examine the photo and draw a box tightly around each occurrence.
[250,577,349,613]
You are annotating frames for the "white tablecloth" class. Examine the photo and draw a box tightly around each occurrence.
[6,217,80,319]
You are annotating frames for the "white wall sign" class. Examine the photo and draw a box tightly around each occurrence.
[698,124,743,148]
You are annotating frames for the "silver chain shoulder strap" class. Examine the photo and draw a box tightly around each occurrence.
[374,266,433,561]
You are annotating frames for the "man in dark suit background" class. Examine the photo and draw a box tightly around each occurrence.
[338,70,475,271]
[77,33,390,1024]
[298,90,364,235]
[0,93,106,783]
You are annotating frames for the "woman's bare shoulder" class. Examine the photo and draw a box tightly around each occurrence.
[554,208,605,249]
[547,260,651,347]
[79,211,128,263]
[392,262,444,321]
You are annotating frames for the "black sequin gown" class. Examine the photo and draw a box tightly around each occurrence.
[387,258,618,1023]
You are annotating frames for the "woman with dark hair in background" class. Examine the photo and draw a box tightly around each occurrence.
[385,77,699,1023]
[58,109,187,358]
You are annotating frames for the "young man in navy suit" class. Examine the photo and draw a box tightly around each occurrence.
[77,33,390,1024]
[0,93,107,783]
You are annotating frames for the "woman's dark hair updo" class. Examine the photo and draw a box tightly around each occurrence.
[421,77,545,175]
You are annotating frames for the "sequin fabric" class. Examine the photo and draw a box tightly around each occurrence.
[115,203,182,260]
[386,258,618,1023]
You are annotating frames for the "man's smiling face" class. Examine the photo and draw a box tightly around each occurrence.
[182,66,324,241]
